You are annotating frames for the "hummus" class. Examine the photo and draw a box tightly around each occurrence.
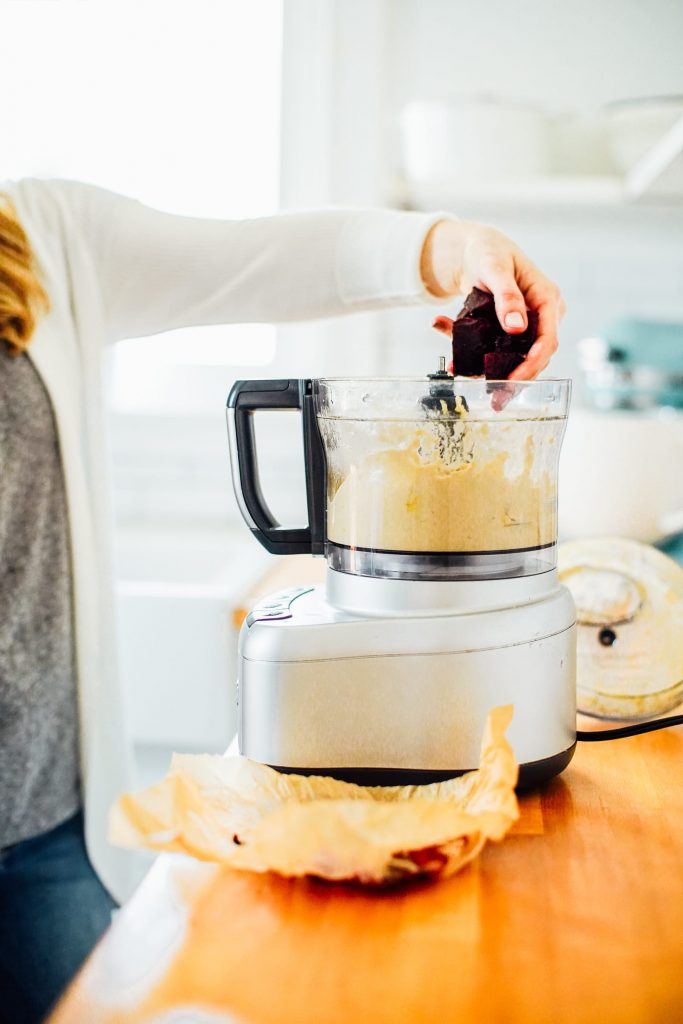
[325,419,557,554]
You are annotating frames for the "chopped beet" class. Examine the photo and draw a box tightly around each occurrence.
[455,286,499,324]
[483,351,524,380]
[495,330,531,355]
[451,316,489,375]
[451,288,538,379]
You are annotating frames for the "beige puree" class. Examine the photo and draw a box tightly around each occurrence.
[326,422,556,553]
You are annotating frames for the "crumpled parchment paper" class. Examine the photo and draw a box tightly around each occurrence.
[110,705,518,885]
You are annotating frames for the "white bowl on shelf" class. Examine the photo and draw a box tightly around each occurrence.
[400,97,549,186]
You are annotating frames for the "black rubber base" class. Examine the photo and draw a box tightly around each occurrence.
[516,743,576,790]
[270,743,577,791]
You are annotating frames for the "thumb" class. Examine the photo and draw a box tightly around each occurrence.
[482,263,527,333]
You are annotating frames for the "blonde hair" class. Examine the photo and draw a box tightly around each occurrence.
[0,194,48,353]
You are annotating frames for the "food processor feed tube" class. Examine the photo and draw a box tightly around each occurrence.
[227,376,577,788]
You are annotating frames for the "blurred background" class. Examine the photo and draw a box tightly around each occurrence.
[3,0,683,776]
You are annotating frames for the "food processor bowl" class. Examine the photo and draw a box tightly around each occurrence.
[314,377,570,581]
[227,377,571,582]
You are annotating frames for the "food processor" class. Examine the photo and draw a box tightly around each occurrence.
[227,373,576,787]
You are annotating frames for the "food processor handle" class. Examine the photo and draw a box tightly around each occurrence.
[226,379,326,555]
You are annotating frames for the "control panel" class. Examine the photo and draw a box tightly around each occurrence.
[245,586,316,626]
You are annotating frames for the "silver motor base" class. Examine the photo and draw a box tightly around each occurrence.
[237,569,577,787]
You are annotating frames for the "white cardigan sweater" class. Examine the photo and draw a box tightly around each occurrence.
[6,179,446,901]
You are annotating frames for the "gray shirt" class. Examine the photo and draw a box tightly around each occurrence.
[0,341,80,847]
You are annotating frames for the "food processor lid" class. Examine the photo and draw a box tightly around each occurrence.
[559,538,683,718]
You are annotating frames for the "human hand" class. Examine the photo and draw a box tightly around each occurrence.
[420,220,566,380]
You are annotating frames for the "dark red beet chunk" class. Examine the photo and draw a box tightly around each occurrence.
[483,351,524,380]
[451,316,490,375]
[451,288,537,379]
[456,286,500,325]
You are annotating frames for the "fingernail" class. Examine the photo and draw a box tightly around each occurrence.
[504,312,524,329]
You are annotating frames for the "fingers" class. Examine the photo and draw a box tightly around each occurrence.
[432,315,453,338]
[509,340,551,381]
[509,295,562,381]
[490,381,517,412]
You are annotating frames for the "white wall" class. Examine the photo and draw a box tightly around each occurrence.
[281,0,683,204]
[382,0,683,382]
[387,0,683,112]
[277,0,683,389]
[115,0,683,533]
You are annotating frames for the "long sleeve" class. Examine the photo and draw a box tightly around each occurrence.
[47,181,449,343]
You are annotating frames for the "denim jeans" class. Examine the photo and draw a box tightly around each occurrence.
[0,810,116,1024]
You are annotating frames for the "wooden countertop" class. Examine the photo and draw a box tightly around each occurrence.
[51,724,683,1024]
[51,557,683,1024]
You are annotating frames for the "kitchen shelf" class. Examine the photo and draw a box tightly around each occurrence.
[403,175,626,211]
[402,118,683,213]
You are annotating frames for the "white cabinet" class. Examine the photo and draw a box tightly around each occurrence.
[115,528,270,752]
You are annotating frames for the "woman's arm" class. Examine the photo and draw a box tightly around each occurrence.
[49,181,448,343]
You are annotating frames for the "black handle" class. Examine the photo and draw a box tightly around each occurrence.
[226,379,326,556]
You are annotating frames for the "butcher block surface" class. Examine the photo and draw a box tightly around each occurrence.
[51,723,683,1024]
